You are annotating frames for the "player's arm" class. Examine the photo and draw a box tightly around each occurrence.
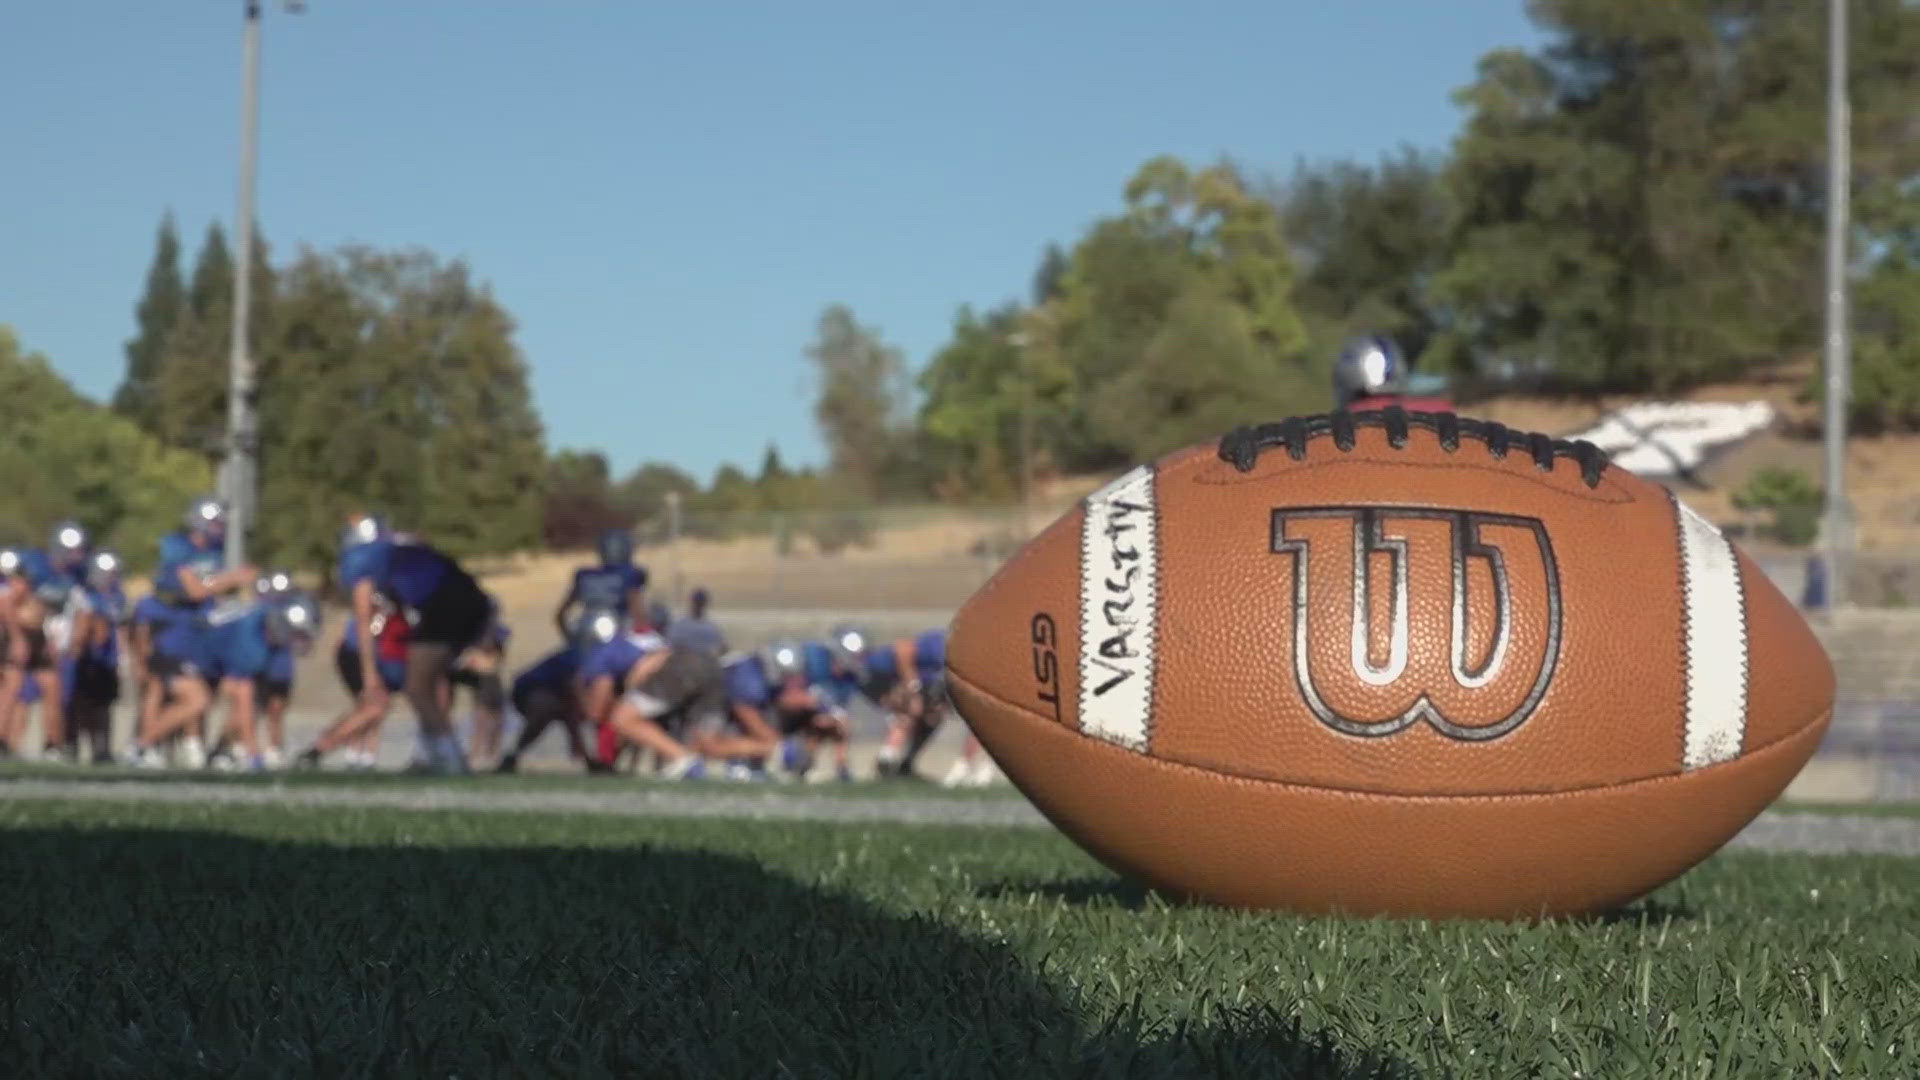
[350,579,383,694]
[173,562,256,602]
[895,639,919,690]
[553,577,579,640]
[624,647,671,690]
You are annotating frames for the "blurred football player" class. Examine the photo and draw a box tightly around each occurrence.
[493,642,607,775]
[759,639,852,781]
[556,529,647,654]
[69,549,128,765]
[125,579,183,763]
[293,600,408,770]
[337,513,496,775]
[834,626,949,779]
[256,583,321,769]
[583,612,740,780]
[446,594,510,768]
[131,497,257,766]
[1332,334,1454,413]
[667,586,728,657]
[4,522,95,760]
[0,547,21,758]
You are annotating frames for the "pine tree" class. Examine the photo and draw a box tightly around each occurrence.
[156,222,276,459]
[114,214,185,432]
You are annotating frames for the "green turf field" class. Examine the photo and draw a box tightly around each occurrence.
[2,794,1917,1077]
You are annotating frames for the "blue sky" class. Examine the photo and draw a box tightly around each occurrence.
[2,1,1541,481]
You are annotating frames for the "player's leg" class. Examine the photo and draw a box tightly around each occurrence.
[25,631,67,757]
[471,670,505,767]
[258,677,291,767]
[142,668,211,754]
[0,652,23,756]
[896,680,948,777]
[400,571,492,774]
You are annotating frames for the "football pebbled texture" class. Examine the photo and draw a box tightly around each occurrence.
[946,409,1834,920]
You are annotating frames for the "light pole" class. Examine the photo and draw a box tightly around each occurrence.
[1820,0,1853,607]
[223,0,305,570]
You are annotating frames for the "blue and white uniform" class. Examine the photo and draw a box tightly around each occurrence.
[151,530,224,679]
[339,537,491,648]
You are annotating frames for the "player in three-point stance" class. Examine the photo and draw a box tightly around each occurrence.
[753,640,852,781]
[336,514,495,775]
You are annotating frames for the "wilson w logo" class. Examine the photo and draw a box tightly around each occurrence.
[1271,507,1563,741]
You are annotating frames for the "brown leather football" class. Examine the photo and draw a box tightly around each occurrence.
[946,408,1835,920]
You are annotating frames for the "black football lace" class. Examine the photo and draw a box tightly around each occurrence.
[1217,407,1610,489]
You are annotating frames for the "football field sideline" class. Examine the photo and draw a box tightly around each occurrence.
[4,775,1919,854]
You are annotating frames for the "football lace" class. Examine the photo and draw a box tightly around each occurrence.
[1217,407,1610,488]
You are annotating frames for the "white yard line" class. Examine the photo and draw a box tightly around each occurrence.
[3,778,1918,854]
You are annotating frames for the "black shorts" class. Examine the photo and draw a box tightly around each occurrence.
[73,655,120,706]
[255,676,293,701]
[15,628,53,673]
[451,667,505,710]
[410,569,491,649]
[149,652,200,682]
[511,680,568,720]
[773,704,824,737]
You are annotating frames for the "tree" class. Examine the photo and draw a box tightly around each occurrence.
[757,445,788,485]
[807,304,907,499]
[254,247,545,570]
[916,303,1027,500]
[1048,156,1314,463]
[1276,148,1451,364]
[540,450,620,550]
[153,222,276,459]
[0,325,213,562]
[114,214,185,433]
[1436,0,1920,394]
[613,462,700,530]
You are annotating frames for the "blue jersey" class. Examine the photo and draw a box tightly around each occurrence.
[206,602,273,681]
[264,644,296,684]
[339,539,457,609]
[131,594,178,648]
[579,629,668,690]
[17,548,81,606]
[512,646,580,698]
[570,565,644,616]
[85,583,127,664]
[724,653,772,709]
[912,629,947,677]
[803,641,859,708]
[154,531,222,612]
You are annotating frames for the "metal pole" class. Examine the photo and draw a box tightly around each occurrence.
[224,0,262,570]
[665,491,683,604]
[1821,0,1853,606]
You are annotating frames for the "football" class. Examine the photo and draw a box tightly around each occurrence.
[945,408,1836,920]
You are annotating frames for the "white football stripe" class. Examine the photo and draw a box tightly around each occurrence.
[1675,495,1749,770]
[1079,465,1158,752]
